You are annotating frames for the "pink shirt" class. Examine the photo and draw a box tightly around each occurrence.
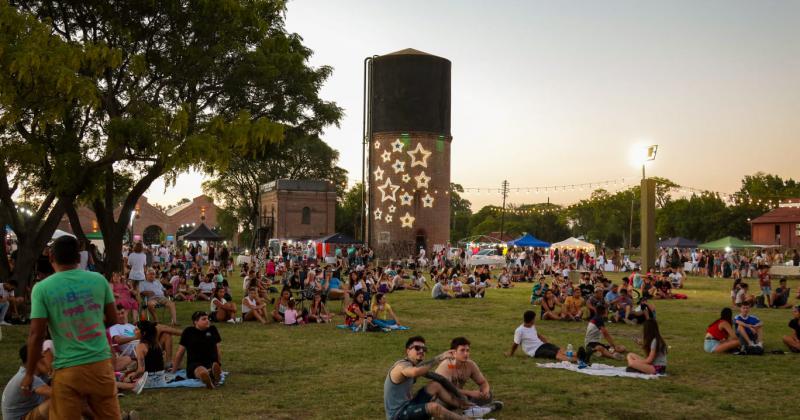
[284,309,298,325]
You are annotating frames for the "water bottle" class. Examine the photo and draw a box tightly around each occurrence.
[566,344,574,359]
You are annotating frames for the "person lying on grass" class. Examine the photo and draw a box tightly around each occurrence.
[506,310,577,362]
[704,307,739,354]
[783,305,800,353]
[626,319,668,375]
[383,335,494,420]
[734,302,763,349]
[171,311,222,389]
[434,336,502,411]
[584,305,626,360]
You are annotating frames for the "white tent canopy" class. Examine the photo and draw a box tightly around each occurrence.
[550,237,595,251]
[52,229,77,240]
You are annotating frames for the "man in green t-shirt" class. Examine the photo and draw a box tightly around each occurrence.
[21,236,120,419]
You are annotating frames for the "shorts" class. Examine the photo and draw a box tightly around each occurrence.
[654,365,666,375]
[394,387,433,420]
[586,342,610,353]
[534,343,560,359]
[760,286,771,296]
[704,338,720,353]
[148,296,169,305]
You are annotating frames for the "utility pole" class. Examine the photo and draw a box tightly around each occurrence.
[499,180,509,240]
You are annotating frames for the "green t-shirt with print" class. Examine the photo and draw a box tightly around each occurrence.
[30,269,115,369]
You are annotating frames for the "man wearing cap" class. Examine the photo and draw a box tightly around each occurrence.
[22,236,120,419]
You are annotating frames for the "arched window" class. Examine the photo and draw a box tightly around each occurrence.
[301,207,311,225]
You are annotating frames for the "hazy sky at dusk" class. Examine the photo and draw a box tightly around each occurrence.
[146,0,800,210]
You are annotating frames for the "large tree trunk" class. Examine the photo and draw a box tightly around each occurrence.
[102,228,125,277]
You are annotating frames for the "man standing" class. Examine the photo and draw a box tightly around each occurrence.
[22,236,120,419]
[384,336,491,420]
[434,337,502,411]
[140,268,178,326]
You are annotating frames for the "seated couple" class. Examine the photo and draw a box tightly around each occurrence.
[705,303,800,354]
[383,336,502,420]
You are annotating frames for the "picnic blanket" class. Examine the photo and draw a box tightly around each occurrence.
[143,370,229,389]
[536,361,661,380]
[336,324,410,332]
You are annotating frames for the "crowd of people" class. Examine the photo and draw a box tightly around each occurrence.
[2,236,800,420]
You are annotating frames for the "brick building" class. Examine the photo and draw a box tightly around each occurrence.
[58,195,220,244]
[258,180,336,241]
[750,199,800,248]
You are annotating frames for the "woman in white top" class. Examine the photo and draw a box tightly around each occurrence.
[127,242,147,290]
[241,287,268,325]
[211,287,238,323]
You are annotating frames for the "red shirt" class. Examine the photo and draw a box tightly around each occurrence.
[706,319,729,341]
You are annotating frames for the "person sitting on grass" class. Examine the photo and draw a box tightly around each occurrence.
[783,305,800,353]
[283,299,302,326]
[611,288,636,325]
[586,287,606,319]
[626,319,667,375]
[345,290,367,328]
[242,287,269,325]
[584,305,626,360]
[109,305,141,359]
[530,277,547,304]
[734,302,763,350]
[171,311,222,389]
[506,310,576,362]
[308,293,332,323]
[471,275,489,298]
[451,276,471,298]
[497,268,513,288]
[604,283,620,311]
[655,274,672,299]
[272,288,292,322]
[562,287,585,321]
[771,278,791,309]
[434,337,502,411]
[140,268,178,326]
[734,282,755,307]
[210,287,238,324]
[540,289,562,321]
[131,320,169,381]
[371,293,401,329]
[174,275,196,302]
[432,276,452,300]
[383,336,491,420]
[704,307,740,354]
[196,274,215,301]
[2,345,51,420]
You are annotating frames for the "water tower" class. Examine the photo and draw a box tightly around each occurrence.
[366,48,451,256]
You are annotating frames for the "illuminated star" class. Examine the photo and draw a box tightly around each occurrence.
[373,208,383,220]
[381,150,391,163]
[385,214,393,223]
[400,212,415,228]
[414,171,431,189]
[391,139,405,152]
[391,159,406,174]
[388,205,396,213]
[422,193,434,208]
[402,174,411,183]
[407,143,432,168]
[377,178,399,202]
[399,191,413,206]
[373,167,384,181]
[374,140,381,149]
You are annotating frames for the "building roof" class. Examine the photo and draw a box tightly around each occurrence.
[750,206,800,224]
[165,201,193,216]
[260,179,334,193]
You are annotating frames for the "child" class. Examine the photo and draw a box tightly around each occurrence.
[283,299,302,326]
[582,305,626,362]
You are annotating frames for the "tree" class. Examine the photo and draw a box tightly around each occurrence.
[203,131,347,250]
[336,183,363,239]
[0,2,124,287]
[450,183,472,242]
[13,1,342,276]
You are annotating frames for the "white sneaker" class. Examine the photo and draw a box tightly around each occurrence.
[0,321,12,326]
[463,406,492,418]
[227,319,236,324]
[133,372,148,395]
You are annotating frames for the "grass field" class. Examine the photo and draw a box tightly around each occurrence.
[1,272,798,420]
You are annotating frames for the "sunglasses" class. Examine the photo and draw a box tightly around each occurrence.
[408,345,427,353]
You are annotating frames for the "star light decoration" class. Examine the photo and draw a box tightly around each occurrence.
[414,171,431,189]
[422,193,434,208]
[373,167,384,181]
[381,150,392,162]
[400,212,415,228]
[388,205,396,213]
[374,140,381,149]
[399,191,413,206]
[402,174,411,183]
[385,214,393,223]
[391,159,406,174]
[391,139,405,152]
[373,208,383,220]
[406,143,431,168]
[378,178,399,202]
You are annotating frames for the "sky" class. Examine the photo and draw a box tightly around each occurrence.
[146,0,800,211]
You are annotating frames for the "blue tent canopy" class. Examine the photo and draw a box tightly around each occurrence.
[507,233,550,248]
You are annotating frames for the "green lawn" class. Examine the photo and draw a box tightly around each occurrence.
[1,273,798,419]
